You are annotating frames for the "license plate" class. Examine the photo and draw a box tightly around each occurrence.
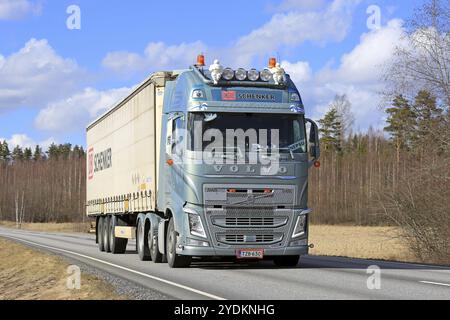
[236,249,264,259]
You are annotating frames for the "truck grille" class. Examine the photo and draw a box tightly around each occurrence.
[217,233,283,245]
[204,184,296,248]
[211,216,288,228]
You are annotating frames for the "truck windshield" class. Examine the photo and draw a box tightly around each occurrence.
[187,112,307,154]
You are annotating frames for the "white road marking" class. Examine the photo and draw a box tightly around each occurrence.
[420,281,450,287]
[0,233,226,300]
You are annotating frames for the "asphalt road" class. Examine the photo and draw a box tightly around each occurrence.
[1,226,449,300]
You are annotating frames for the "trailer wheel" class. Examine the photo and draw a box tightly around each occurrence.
[103,215,111,253]
[273,255,300,267]
[109,215,128,254]
[98,216,105,252]
[137,218,151,261]
[166,218,191,268]
[149,224,163,263]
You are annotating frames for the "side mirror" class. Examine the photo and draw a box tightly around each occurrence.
[306,118,320,160]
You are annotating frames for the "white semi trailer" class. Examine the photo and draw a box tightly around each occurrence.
[86,56,320,268]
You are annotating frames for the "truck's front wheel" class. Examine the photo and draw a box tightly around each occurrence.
[166,218,191,268]
[273,255,300,267]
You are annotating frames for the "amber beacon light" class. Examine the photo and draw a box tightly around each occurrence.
[196,54,205,67]
[269,57,277,68]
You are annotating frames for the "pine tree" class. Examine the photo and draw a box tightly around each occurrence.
[412,90,443,149]
[0,141,11,161]
[59,143,72,159]
[23,147,32,161]
[47,143,59,160]
[318,107,343,152]
[33,145,43,161]
[12,145,24,161]
[385,95,416,151]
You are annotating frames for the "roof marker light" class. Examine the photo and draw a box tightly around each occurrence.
[269,57,277,68]
[197,54,205,67]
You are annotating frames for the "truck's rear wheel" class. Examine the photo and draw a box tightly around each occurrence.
[137,218,151,261]
[149,224,163,263]
[103,215,111,252]
[273,255,300,267]
[109,215,128,254]
[98,216,105,252]
[166,218,191,268]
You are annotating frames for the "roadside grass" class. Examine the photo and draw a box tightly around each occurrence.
[309,225,417,263]
[0,238,125,300]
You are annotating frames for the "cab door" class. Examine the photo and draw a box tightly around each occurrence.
[164,113,186,197]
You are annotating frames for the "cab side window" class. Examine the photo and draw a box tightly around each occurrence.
[171,115,185,156]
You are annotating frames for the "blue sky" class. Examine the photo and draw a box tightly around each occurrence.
[0,0,426,148]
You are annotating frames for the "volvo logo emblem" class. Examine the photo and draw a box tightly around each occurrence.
[212,165,287,174]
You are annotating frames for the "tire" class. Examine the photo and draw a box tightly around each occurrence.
[273,255,300,267]
[109,215,128,254]
[166,218,191,268]
[137,218,151,261]
[103,215,111,253]
[97,216,105,252]
[149,223,163,263]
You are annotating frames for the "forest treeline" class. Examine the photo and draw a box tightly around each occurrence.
[0,143,86,223]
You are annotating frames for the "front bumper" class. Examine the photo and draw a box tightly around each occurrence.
[177,244,309,257]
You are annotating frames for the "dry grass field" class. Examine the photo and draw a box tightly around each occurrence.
[0,238,125,300]
[0,221,91,233]
[309,225,416,263]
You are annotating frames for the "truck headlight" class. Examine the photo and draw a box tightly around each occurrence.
[292,214,307,238]
[186,211,207,238]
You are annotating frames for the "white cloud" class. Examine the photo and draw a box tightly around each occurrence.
[0,39,84,110]
[281,60,312,83]
[0,134,55,150]
[286,19,406,131]
[316,19,406,84]
[231,0,361,66]
[35,87,131,132]
[102,0,360,75]
[102,41,207,77]
[0,0,41,20]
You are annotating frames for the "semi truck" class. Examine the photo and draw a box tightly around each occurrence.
[86,55,320,268]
